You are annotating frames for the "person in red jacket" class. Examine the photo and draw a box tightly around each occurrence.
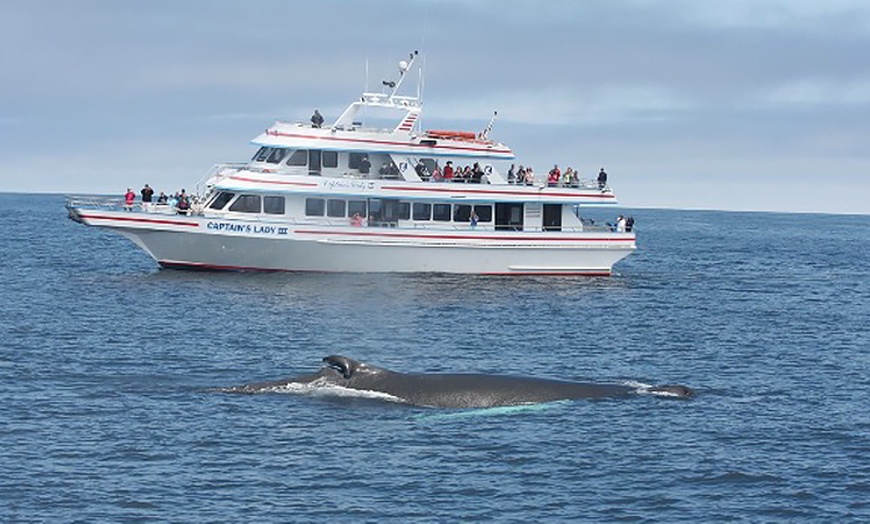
[547,165,561,187]
[124,188,135,211]
[443,161,454,181]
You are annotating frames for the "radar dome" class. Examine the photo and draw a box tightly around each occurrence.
[398,60,409,72]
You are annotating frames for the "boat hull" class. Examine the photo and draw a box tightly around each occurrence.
[76,210,635,276]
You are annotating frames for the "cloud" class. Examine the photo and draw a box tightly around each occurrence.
[426,84,694,126]
[1,0,868,213]
[631,0,870,32]
[756,77,870,107]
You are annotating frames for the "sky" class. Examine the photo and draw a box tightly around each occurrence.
[1,0,869,214]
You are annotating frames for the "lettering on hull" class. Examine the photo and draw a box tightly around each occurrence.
[206,222,288,235]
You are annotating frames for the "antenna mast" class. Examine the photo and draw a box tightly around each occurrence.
[384,50,419,101]
[480,111,498,140]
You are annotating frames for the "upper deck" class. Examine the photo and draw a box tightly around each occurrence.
[201,164,618,206]
[251,50,514,169]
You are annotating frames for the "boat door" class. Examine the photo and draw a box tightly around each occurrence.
[495,203,524,231]
[543,204,562,231]
[309,149,322,175]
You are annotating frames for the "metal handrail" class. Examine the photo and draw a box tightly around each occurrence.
[194,163,249,197]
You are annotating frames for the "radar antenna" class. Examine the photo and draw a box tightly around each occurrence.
[383,50,419,101]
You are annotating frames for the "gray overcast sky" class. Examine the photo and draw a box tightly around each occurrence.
[1,0,868,214]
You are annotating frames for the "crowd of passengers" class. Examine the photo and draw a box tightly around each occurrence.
[124,185,199,214]
[380,159,609,189]
[505,164,609,189]
[416,160,492,183]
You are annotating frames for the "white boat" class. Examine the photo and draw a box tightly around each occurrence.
[66,52,636,275]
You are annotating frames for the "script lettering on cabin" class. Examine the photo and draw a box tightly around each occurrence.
[321,179,377,191]
[207,222,288,235]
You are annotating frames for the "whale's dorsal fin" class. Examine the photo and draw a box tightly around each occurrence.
[323,355,358,379]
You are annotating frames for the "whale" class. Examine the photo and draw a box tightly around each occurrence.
[222,355,694,408]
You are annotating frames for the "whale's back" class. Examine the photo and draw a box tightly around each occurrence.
[379,373,634,408]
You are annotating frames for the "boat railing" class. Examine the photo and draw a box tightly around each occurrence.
[63,197,625,234]
[194,163,249,197]
[65,195,127,212]
[65,195,198,216]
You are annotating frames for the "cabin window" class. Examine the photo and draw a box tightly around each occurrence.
[433,203,451,222]
[305,198,325,216]
[327,199,346,218]
[308,150,322,174]
[252,147,268,162]
[379,199,405,222]
[474,205,492,222]
[209,192,235,210]
[286,149,307,166]
[368,199,382,221]
[397,202,411,220]
[263,196,285,215]
[323,151,338,168]
[347,200,367,218]
[412,203,431,221]
[266,148,287,164]
[348,152,367,169]
[229,195,261,213]
[453,204,472,222]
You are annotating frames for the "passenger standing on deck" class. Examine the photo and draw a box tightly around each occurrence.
[507,164,516,184]
[124,188,135,211]
[615,215,626,233]
[548,165,561,187]
[524,167,536,185]
[140,184,154,211]
[443,161,454,181]
[598,168,608,189]
[359,155,371,175]
[471,163,484,183]
[432,162,443,182]
[177,195,191,215]
[311,109,324,128]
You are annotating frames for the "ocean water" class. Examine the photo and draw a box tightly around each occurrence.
[2,192,869,522]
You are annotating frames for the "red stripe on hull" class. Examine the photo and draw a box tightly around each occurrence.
[295,229,633,242]
[79,214,199,227]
